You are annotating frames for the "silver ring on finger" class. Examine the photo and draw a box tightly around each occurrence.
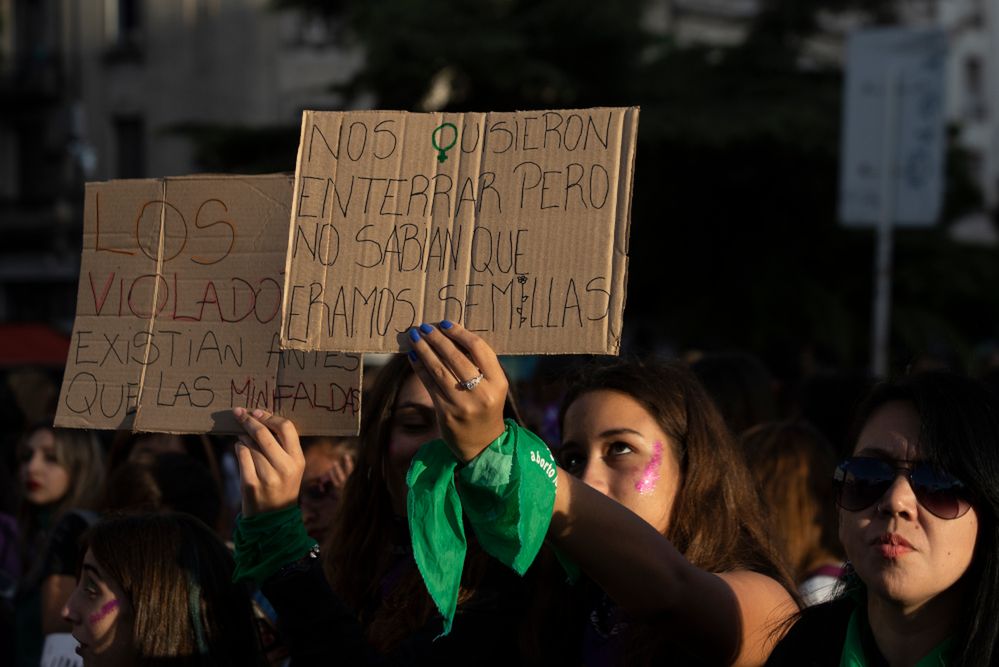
[458,372,484,391]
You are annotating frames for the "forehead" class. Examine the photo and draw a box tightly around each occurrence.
[854,400,922,459]
[27,428,56,450]
[303,441,350,473]
[303,444,341,466]
[82,549,108,579]
[562,390,659,441]
[394,373,432,409]
[80,548,127,601]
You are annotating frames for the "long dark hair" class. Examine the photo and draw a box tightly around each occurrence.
[325,354,422,650]
[849,372,999,667]
[325,354,520,653]
[16,425,104,578]
[85,513,263,666]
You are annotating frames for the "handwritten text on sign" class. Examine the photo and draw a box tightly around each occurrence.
[281,108,637,354]
[56,175,361,435]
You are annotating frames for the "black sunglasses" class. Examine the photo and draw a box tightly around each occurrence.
[833,456,972,520]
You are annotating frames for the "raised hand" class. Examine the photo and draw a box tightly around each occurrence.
[232,408,305,516]
[407,321,507,462]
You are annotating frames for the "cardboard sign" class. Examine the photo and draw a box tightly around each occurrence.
[55,175,362,435]
[281,108,638,354]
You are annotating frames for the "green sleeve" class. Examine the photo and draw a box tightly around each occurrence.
[232,505,317,586]
[457,419,558,574]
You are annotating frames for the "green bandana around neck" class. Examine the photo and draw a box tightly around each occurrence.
[406,419,559,636]
[839,607,952,667]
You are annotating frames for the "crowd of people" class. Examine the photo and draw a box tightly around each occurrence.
[2,322,997,666]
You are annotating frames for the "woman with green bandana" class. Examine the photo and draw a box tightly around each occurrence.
[230,353,562,664]
[767,372,999,667]
[403,320,798,666]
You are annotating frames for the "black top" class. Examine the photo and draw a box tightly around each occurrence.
[766,595,890,667]
[260,552,563,666]
[260,556,367,666]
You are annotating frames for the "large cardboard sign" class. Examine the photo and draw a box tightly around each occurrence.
[55,175,362,435]
[281,108,638,354]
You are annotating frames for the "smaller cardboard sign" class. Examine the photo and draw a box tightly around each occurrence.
[55,175,361,435]
[280,107,638,354]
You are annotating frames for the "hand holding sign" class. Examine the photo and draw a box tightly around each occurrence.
[407,321,508,463]
[233,407,305,517]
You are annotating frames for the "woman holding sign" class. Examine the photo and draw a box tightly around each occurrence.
[229,354,560,664]
[231,326,796,664]
[402,321,797,666]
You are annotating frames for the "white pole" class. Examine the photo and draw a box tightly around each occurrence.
[871,67,898,378]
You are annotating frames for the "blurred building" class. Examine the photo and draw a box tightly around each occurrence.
[657,0,758,49]
[0,0,79,329]
[656,0,999,210]
[934,0,999,210]
[3,0,998,334]
[0,0,361,330]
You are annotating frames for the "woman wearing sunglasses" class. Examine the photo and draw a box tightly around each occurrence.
[767,371,999,666]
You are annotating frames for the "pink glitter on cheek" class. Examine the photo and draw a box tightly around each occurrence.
[635,441,663,495]
[88,599,119,625]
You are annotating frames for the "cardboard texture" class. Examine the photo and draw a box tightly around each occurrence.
[55,175,362,435]
[281,108,638,354]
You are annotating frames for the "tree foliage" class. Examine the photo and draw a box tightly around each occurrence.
[190,0,995,376]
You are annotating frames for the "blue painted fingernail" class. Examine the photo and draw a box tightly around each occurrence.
[440,320,453,329]
[408,328,421,343]
[419,323,434,335]
[408,350,418,362]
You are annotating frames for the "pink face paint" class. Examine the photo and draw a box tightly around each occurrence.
[88,599,119,624]
[635,441,663,495]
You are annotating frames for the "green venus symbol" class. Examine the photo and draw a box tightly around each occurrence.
[432,122,458,163]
